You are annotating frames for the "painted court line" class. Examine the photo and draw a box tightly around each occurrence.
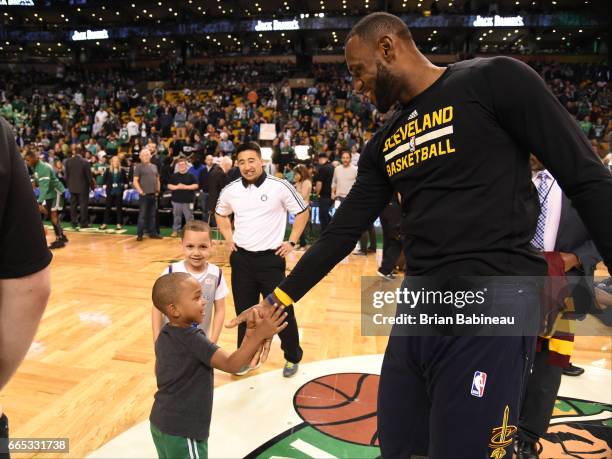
[550,411,612,425]
[290,439,338,458]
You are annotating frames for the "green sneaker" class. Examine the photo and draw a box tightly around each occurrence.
[283,361,299,378]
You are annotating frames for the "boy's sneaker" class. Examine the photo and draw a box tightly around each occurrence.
[377,269,396,281]
[100,224,107,230]
[116,224,123,230]
[234,365,250,376]
[283,362,299,378]
[49,240,65,250]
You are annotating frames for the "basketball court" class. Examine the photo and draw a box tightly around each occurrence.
[0,232,609,458]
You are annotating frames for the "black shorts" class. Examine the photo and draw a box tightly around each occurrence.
[45,194,64,212]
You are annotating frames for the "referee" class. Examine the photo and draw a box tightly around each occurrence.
[216,142,309,377]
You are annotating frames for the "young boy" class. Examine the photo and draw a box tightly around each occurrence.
[24,149,68,249]
[152,221,226,343]
[150,272,287,458]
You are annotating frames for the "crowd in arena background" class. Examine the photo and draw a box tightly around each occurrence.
[0,58,610,232]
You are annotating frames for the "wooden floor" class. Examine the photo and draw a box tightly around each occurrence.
[0,232,609,458]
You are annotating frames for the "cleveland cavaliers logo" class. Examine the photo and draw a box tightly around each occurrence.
[489,405,517,459]
[261,194,268,201]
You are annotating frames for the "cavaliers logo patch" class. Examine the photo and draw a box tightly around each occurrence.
[489,405,517,459]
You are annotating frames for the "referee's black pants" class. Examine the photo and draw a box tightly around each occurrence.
[230,247,303,364]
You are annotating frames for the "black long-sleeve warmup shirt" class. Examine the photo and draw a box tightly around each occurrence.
[275,57,612,304]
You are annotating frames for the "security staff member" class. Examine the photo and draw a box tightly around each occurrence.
[216,142,309,378]
[228,13,612,458]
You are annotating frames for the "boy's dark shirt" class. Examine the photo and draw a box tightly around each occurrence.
[150,324,219,441]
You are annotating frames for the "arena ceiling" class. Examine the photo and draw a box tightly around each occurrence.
[0,0,608,60]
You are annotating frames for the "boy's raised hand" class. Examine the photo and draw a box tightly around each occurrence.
[253,304,288,341]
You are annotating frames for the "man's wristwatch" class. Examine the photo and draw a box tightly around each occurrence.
[287,241,296,247]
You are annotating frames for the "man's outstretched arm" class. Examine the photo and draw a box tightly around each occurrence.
[228,134,393,327]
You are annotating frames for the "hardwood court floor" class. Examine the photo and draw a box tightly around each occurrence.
[0,232,609,458]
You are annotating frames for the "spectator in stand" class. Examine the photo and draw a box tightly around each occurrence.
[174,105,187,139]
[314,153,334,232]
[579,115,593,138]
[198,155,215,218]
[331,151,357,204]
[127,118,139,140]
[293,164,312,249]
[207,156,233,227]
[219,132,235,156]
[91,154,109,187]
[168,158,198,237]
[131,137,143,160]
[158,104,174,138]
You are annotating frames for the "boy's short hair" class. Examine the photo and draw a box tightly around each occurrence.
[182,220,211,239]
[152,272,192,314]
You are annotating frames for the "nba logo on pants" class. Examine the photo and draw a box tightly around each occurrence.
[471,371,487,397]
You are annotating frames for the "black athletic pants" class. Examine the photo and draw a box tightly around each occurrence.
[230,247,303,364]
[377,278,536,458]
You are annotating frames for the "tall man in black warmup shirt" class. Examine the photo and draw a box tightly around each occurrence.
[228,13,612,458]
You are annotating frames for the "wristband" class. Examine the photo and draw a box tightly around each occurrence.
[287,241,296,247]
[265,293,276,306]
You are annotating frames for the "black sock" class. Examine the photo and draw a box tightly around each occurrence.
[52,222,63,238]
